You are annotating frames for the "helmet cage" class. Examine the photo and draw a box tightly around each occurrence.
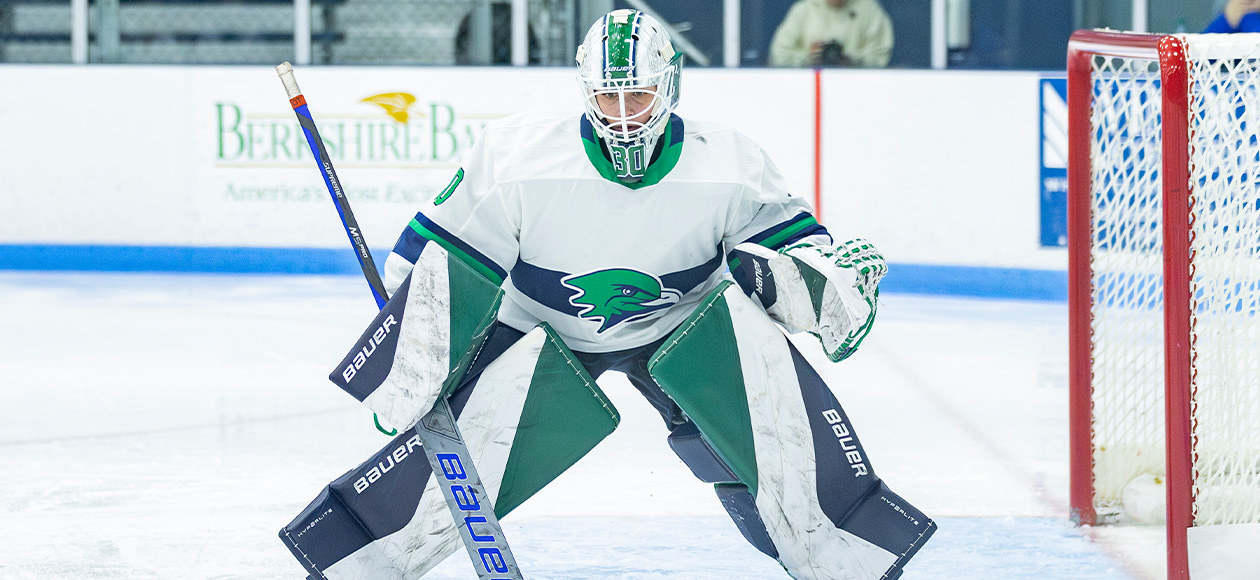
[575,9,682,182]
[579,64,677,146]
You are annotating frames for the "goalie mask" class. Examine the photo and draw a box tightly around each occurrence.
[576,9,681,183]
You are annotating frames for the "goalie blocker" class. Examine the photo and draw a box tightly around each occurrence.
[329,243,505,432]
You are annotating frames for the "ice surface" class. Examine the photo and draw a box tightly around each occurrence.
[0,273,1139,579]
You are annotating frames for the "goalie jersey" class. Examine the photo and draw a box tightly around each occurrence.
[383,111,829,353]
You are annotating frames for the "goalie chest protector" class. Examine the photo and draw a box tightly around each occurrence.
[409,111,818,354]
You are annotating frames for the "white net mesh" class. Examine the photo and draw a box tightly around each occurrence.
[1185,35,1260,528]
[1088,52,1166,522]
[1086,33,1260,528]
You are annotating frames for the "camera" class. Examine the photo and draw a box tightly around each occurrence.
[818,41,850,66]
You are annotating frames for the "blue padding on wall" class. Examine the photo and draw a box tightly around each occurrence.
[881,263,1067,301]
[0,245,1068,301]
[0,244,388,276]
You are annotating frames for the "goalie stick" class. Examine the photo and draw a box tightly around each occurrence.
[276,62,524,580]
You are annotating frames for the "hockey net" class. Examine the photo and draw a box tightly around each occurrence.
[1068,30,1260,580]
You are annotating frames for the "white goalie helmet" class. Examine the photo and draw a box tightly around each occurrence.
[576,9,681,181]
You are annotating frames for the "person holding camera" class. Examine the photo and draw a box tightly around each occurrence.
[769,0,893,67]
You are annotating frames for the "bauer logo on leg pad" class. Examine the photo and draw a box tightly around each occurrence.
[822,408,868,477]
[353,431,423,494]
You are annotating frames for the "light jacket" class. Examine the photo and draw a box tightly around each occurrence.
[769,0,894,67]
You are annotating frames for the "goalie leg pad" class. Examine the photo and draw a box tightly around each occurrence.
[329,244,504,432]
[667,421,739,484]
[715,482,779,560]
[281,323,620,580]
[647,282,935,580]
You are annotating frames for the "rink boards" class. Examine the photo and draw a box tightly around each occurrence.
[0,66,1064,299]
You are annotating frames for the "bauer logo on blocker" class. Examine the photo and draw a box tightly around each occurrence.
[343,314,398,382]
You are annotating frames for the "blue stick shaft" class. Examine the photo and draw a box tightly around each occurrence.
[275,63,523,580]
[289,95,387,308]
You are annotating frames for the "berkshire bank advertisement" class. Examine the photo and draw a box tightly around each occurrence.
[199,68,581,248]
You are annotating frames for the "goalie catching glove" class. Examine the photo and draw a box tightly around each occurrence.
[729,238,886,362]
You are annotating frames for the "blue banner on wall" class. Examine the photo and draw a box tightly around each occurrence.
[1040,76,1068,247]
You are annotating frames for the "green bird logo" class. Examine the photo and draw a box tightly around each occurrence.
[562,269,682,333]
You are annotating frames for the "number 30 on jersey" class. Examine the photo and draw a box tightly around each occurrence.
[609,143,646,180]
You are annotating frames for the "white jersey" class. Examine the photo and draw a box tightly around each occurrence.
[383,111,828,353]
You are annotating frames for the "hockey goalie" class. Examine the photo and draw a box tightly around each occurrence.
[280,9,935,580]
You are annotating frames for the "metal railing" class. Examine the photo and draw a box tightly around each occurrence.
[0,0,605,65]
[1,0,1085,70]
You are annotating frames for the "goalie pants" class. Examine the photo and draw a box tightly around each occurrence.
[469,323,680,425]
[462,321,781,559]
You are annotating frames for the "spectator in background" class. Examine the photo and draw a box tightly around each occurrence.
[1204,0,1260,32]
[769,0,893,67]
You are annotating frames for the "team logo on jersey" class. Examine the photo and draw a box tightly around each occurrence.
[562,268,681,332]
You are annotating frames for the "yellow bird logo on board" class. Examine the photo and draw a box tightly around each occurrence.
[361,92,418,123]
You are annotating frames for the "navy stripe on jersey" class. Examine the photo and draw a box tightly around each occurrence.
[780,223,830,247]
[664,114,684,147]
[510,251,724,316]
[661,251,724,294]
[410,213,508,284]
[512,262,581,315]
[390,222,429,263]
[579,114,597,143]
[742,212,831,250]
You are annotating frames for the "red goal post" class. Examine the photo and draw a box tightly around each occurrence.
[1068,29,1260,580]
